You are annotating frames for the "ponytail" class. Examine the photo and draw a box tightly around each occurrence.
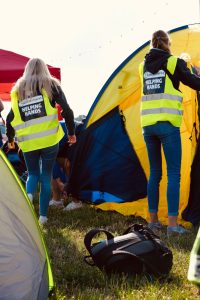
[151,30,171,54]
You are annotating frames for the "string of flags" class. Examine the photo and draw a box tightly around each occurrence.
[47,2,177,66]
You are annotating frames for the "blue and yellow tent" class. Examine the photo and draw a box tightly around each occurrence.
[69,24,200,225]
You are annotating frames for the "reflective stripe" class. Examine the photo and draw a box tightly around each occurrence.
[141,108,183,115]
[17,126,59,142]
[13,114,58,130]
[142,93,183,102]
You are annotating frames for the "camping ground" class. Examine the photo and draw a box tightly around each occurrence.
[39,203,200,300]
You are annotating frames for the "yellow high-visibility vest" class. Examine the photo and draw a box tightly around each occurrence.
[11,89,64,152]
[139,56,183,127]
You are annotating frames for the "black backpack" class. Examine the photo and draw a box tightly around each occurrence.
[84,224,173,278]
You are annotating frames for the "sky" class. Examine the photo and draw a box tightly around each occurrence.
[1,0,200,117]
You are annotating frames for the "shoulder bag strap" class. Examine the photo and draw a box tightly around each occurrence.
[84,228,114,256]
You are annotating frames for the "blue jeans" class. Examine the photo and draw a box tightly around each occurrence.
[143,122,181,216]
[23,144,59,217]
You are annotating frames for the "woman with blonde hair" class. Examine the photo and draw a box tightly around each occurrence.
[139,30,200,236]
[6,58,76,224]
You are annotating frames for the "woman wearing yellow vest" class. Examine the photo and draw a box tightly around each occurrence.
[139,30,200,236]
[6,58,76,224]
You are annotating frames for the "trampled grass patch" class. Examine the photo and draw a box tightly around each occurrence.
[40,204,200,300]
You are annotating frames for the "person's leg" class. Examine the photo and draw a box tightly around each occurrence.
[64,158,71,177]
[39,144,59,217]
[143,125,162,223]
[51,179,62,201]
[50,161,66,205]
[57,157,71,177]
[160,122,181,227]
[23,149,40,201]
[49,178,64,207]
[56,156,82,208]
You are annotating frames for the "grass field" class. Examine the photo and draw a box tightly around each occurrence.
[40,204,200,300]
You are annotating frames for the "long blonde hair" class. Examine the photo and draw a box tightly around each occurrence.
[151,30,171,54]
[12,58,60,101]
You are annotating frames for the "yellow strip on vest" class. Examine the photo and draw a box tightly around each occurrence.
[13,114,58,130]
[142,93,182,102]
[141,108,183,115]
[17,126,59,142]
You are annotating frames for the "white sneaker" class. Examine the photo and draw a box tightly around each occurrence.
[49,199,64,207]
[63,201,83,211]
[39,216,48,225]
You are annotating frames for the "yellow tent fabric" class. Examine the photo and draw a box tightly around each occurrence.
[87,24,200,226]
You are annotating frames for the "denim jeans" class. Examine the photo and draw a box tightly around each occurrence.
[143,121,181,216]
[23,144,59,216]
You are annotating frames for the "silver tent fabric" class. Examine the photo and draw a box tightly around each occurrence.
[0,151,50,300]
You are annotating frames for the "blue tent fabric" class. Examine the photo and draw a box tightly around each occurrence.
[68,107,147,204]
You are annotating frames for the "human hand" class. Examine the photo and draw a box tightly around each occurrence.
[68,135,76,144]
[8,142,15,149]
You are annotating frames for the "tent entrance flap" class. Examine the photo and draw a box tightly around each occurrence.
[68,107,147,203]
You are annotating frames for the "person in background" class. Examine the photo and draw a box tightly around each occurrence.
[2,140,27,184]
[63,118,85,211]
[139,30,200,236]
[49,120,70,207]
[6,58,76,224]
[49,119,84,210]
